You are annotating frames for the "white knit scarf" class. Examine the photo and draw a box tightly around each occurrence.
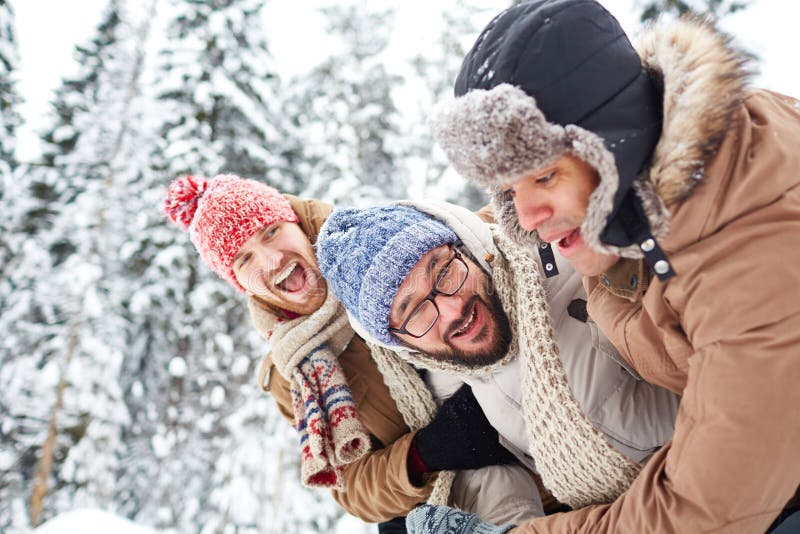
[388,227,642,508]
[493,228,642,508]
[367,343,456,506]
[264,289,370,490]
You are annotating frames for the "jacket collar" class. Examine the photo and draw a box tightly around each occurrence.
[596,258,649,302]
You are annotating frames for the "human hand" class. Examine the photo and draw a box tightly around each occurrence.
[413,384,516,472]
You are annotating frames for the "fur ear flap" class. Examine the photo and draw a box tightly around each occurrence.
[430,84,570,189]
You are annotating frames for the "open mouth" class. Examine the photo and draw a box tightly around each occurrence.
[554,228,584,257]
[558,228,580,249]
[274,261,307,293]
[451,302,479,338]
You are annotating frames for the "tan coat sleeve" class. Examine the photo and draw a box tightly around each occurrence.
[332,432,435,523]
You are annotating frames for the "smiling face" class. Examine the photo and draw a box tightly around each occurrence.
[232,221,327,315]
[388,245,511,367]
[503,154,619,276]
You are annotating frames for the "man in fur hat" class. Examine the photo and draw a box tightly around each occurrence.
[316,200,680,523]
[427,0,800,531]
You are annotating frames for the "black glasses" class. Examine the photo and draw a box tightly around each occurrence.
[389,247,469,338]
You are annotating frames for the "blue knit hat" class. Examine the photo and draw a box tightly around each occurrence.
[317,205,459,345]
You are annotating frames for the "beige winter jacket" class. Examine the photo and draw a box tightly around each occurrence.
[513,19,800,533]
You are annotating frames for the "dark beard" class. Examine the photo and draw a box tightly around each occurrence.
[424,290,512,368]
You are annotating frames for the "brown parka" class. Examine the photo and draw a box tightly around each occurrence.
[513,19,800,534]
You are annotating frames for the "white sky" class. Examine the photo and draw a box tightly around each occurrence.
[13,0,800,162]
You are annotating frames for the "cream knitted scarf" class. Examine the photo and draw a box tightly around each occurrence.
[367,343,456,506]
[260,289,370,490]
[492,227,642,508]
[387,227,642,508]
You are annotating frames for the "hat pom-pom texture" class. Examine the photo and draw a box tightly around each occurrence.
[164,175,208,230]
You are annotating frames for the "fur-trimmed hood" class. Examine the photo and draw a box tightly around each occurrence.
[637,17,753,206]
[433,16,753,265]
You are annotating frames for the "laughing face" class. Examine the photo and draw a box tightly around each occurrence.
[503,154,619,277]
[232,221,327,315]
[388,245,511,367]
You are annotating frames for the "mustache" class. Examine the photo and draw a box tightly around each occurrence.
[443,295,480,339]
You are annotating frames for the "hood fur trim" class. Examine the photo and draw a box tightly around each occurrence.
[636,16,754,206]
[580,16,754,254]
[578,16,753,253]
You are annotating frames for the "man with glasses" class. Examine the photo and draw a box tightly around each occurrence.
[317,200,680,517]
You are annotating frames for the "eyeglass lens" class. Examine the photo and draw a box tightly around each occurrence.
[404,256,468,336]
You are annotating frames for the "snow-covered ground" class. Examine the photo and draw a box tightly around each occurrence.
[33,508,375,534]
[35,509,159,534]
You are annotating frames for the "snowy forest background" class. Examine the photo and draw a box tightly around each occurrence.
[0,0,789,532]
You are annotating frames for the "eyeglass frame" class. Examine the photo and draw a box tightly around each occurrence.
[388,246,469,339]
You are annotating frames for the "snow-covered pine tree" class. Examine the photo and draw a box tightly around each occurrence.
[0,5,28,530]
[0,0,23,281]
[284,3,409,205]
[0,0,153,529]
[0,0,20,175]
[123,1,316,530]
[405,0,490,210]
[151,0,297,187]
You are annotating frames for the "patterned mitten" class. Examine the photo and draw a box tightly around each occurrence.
[406,504,515,534]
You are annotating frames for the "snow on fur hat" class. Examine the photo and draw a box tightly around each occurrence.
[164,174,298,292]
[434,0,680,280]
[430,83,621,255]
[316,205,458,345]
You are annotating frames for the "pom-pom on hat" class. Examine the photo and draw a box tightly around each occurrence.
[316,205,458,345]
[164,174,298,292]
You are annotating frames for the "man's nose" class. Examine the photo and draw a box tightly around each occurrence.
[435,290,467,319]
[252,250,279,283]
[515,196,552,231]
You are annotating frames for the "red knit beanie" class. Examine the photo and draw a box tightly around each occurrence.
[164,174,298,292]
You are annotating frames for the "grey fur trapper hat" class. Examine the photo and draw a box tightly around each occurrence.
[430,83,624,260]
[434,0,677,281]
[431,83,671,264]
